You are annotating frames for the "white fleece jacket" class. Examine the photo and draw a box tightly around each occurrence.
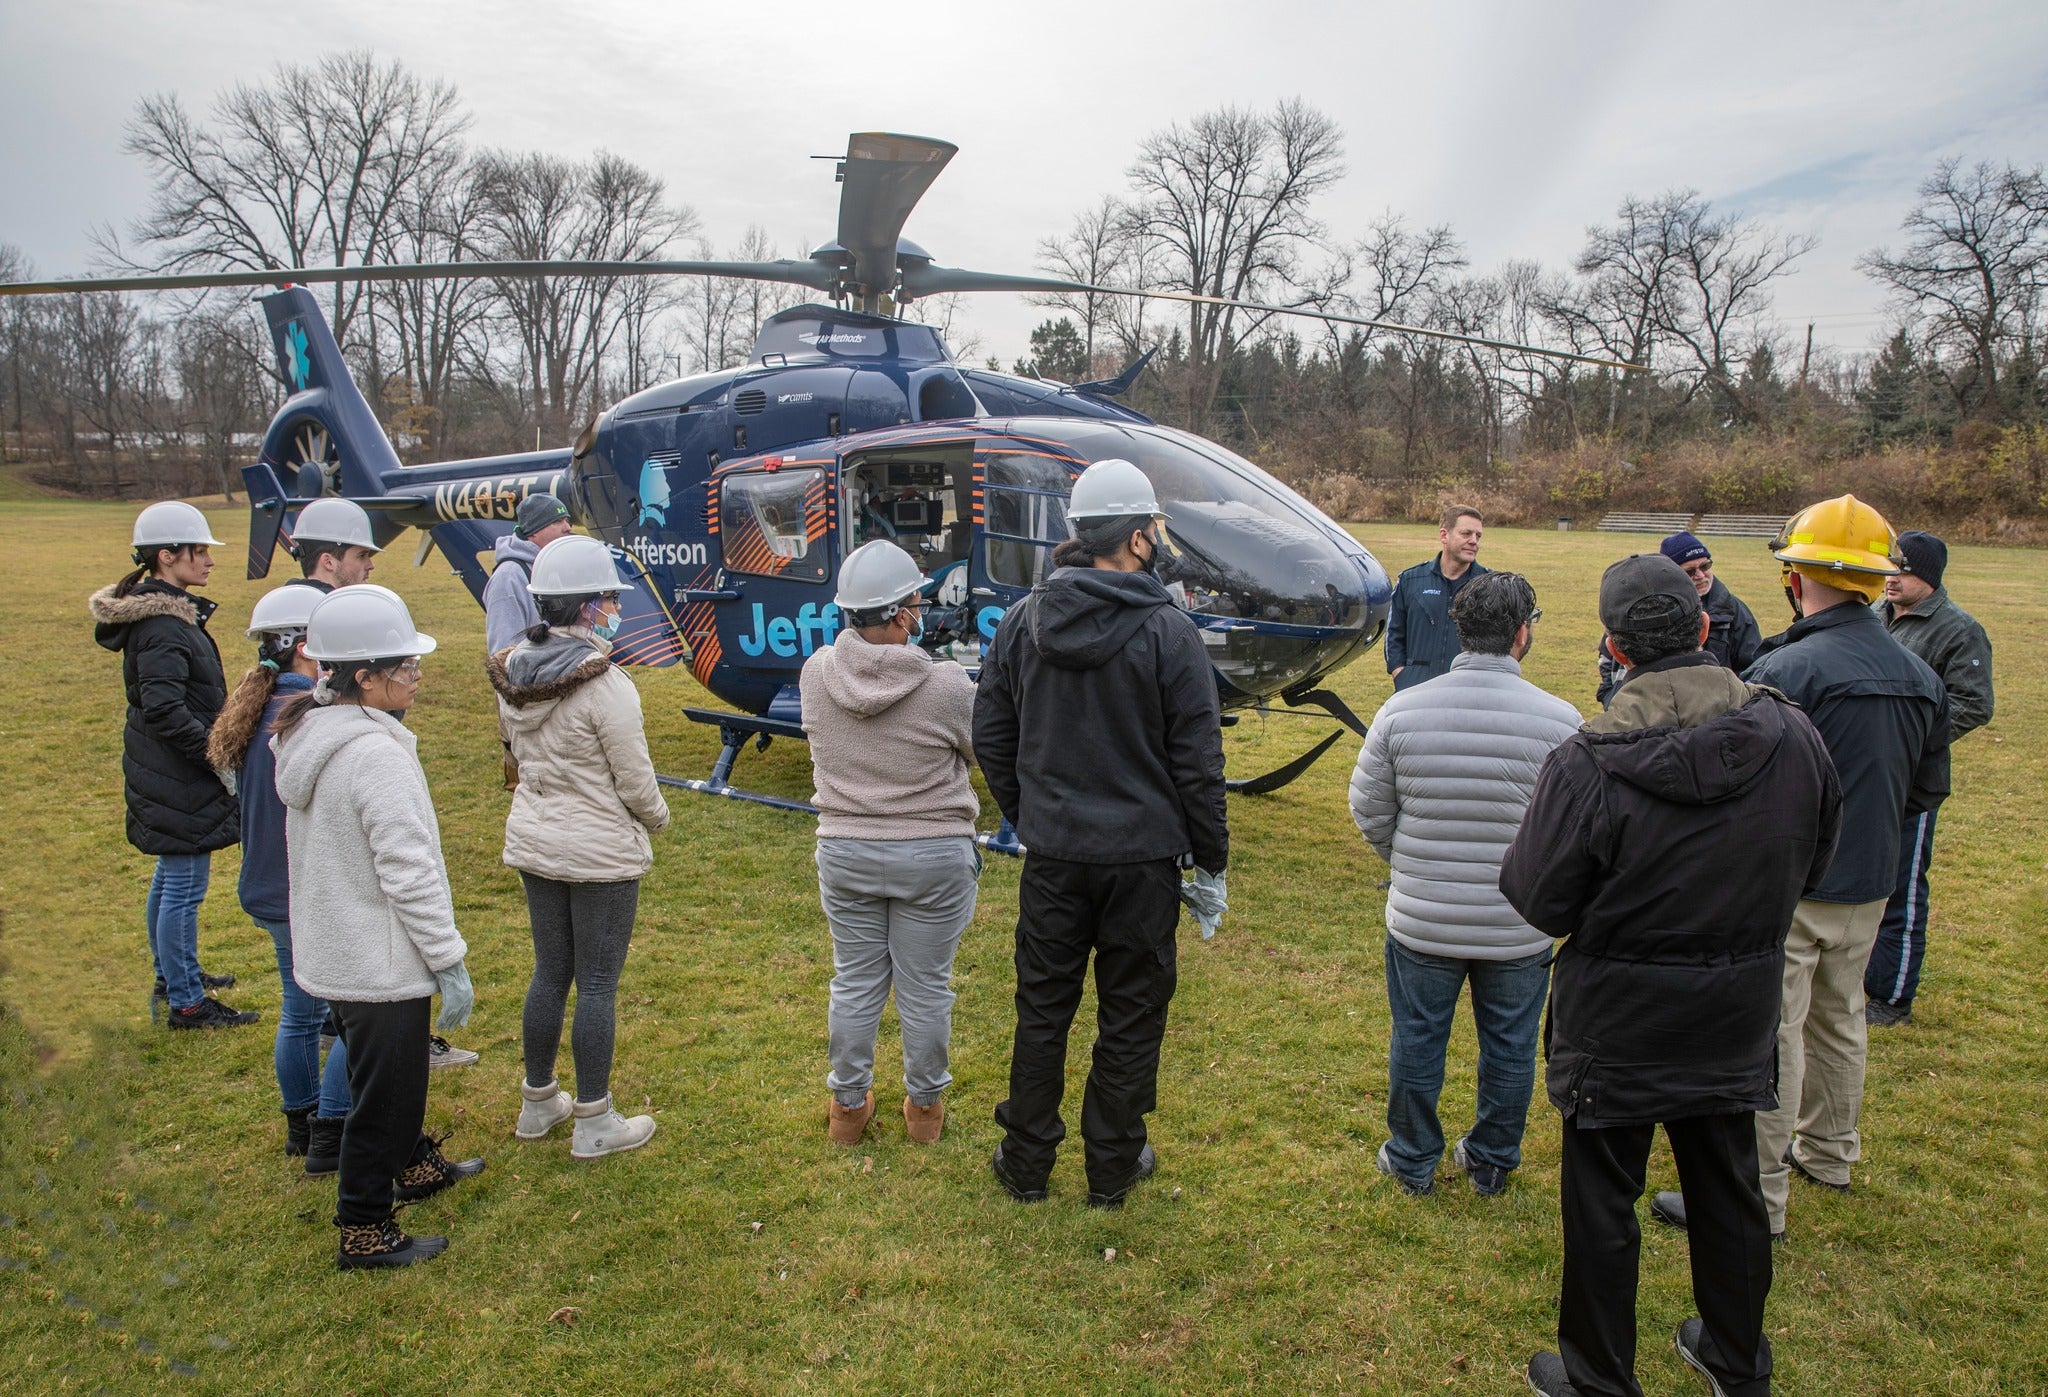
[272,704,467,1001]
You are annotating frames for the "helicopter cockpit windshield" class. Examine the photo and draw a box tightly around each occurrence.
[1047,424,1374,624]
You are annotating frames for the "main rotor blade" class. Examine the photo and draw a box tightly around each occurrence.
[836,133,956,301]
[0,258,839,298]
[899,263,1648,373]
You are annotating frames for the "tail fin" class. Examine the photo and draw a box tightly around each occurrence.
[1072,347,1157,398]
[255,288,402,502]
[241,461,290,580]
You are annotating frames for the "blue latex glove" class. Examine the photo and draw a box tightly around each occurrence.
[1178,867,1228,940]
[434,961,474,1029]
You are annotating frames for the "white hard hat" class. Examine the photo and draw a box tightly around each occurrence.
[527,534,633,598]
[303,584,437,662]
[1066,458,1164,525]
[132,500,223,549]
[293,497,380,552]
[834,540,926,615]
[245,584,323,639]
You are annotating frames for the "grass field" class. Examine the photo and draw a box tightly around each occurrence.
[2,500,2043,1394]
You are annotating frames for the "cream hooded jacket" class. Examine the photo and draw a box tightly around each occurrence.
[271,704,467,1002]
[488,629,670,882]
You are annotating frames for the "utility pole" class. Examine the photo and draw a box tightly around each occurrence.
[1799,321,1815,389]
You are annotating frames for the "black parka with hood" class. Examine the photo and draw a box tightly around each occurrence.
[90,578,240,855]
[1500,653,1842,1129]
[973,567,1228,872]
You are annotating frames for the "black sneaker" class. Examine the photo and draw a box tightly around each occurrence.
[199,969,237,991]
[1865,999,1913,1027]
[990,1144,1047,1203]
[393,1133,486,1204]
[336,1218,448,1271]
[1453,1137,1509,1196]
[1674,1317,1732,1396]
[1526,1351,1582,1396]
[1087,1143,1158,1210]
[168,997,260,1030]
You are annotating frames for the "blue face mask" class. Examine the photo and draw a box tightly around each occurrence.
[592,608,622,642]
[905,611,925,646]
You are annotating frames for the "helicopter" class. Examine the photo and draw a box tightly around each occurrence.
[7,132,1642,833]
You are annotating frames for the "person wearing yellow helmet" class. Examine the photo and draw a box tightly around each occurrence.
[1653,494,1949,1244]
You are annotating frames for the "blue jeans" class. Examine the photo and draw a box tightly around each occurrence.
[1866,808,1937,1010]
[259,919,352,1116]
[147,854,210,1011]
[1382,936,1552,1187]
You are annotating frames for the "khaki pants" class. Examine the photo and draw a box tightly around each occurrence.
[1755,896,1886,1231]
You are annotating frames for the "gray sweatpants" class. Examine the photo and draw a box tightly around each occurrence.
[816,836,980,1107]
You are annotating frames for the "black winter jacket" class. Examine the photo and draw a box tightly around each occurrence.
[1742,603,1948,903]
[1595,576,1763,707]
[1500,653,1842,1128]
[1385,556,1489,691]
[973,567,1228,871]
[90,579,240,856]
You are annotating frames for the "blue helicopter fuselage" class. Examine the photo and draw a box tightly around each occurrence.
[243,291,1390,725]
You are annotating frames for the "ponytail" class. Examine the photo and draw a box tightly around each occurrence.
[208,665,279,771]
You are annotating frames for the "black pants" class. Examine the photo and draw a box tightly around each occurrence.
[1560,1112,1774,1397]
[331,996,433,1227]
[994,854,1180,1193]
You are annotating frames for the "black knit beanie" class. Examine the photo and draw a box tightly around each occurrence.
[1896,531,1947,589]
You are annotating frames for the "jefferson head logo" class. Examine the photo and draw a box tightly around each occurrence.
[637,458,672,527]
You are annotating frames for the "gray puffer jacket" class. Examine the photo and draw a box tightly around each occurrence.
[1350,652,1585,959]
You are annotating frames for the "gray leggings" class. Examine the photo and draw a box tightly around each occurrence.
[520,872,640,1103]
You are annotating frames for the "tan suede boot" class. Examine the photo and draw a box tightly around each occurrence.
[827,1090,875,1146]
[903,1098,944,1144]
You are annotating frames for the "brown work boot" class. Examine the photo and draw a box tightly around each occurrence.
[903,1097,944,1144]
[827,1091,875,1146]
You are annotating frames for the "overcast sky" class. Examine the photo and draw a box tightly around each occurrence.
[4,0,2045,368]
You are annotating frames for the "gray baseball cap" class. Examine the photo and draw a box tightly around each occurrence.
[1599,553,1703,631]
[514,492,571,539]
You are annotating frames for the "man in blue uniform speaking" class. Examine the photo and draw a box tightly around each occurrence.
[1385,506,1488,691]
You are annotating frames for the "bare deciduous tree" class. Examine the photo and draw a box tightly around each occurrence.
[120,52,469,352]
[1124,100,1346,424]
[1860,158,2048,417]
[1032,195,1130,370]
[470,149,696,443]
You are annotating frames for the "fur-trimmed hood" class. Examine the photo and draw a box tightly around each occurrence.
[489,630,616,740]
[91,579,213,652]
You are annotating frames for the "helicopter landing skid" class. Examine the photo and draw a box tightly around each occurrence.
[663,709,1026,856]
[1225,729,1348,795]
[661,710,820,814]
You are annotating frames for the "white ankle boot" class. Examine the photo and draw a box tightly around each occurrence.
[570,1093,656,1160]
[516,1079,574,1140]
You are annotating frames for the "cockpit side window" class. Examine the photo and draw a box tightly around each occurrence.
[719,468,829,582]
[981,451,1076,589]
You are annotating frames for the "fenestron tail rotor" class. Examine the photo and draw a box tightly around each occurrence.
[0,131,1646,374]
